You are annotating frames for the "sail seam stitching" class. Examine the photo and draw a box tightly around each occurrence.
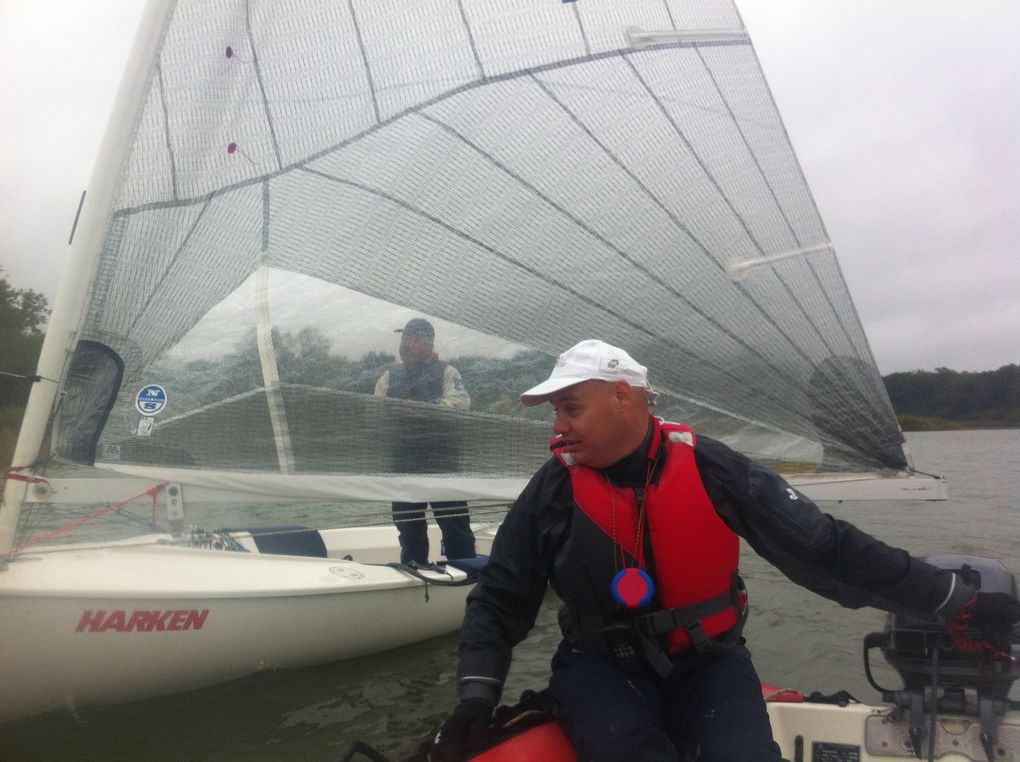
[356,111,807,423]
[620,52,820,373]
[693,49,860,363]
[455,0,485,79]
[113,41,748,220]
[569,1,592,57]
[245,0,283,170]
[124,197,213,339]
[154,63,179,200]
[348,0,381,124]
[520,72,818,409]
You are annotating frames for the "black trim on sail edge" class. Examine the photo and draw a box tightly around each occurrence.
[54,340,125,466]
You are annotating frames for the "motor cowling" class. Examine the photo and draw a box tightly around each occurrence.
[870,555,1018,703]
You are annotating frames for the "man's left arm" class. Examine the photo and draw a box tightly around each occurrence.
[437,365,470,409]
[373,370,389,397]
[693,437,978,620]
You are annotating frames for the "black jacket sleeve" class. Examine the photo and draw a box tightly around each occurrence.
[455,459,570,703]
[693,435,973,619]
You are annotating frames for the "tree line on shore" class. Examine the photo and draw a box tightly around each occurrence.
[884,365,1019,430]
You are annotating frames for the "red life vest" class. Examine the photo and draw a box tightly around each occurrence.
[554,417,742,653]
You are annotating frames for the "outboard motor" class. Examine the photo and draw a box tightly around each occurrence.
[863,555,1019,761]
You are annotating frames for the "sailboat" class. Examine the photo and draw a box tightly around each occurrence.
[0,0,971,732]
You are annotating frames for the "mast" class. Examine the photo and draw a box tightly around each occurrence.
[0,1,175,558]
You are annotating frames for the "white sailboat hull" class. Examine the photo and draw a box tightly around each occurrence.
[0,525,491,723]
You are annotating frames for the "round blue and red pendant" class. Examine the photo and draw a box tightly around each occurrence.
[611,568,654,608]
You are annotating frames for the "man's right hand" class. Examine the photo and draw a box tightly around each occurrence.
[429,698,493,762]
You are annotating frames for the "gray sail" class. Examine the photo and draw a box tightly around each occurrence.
[52,0,907,499]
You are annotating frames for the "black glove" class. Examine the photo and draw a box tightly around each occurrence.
[429,699,493,762]
[967,591,1020,639]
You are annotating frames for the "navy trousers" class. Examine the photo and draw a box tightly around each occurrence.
[391,501,476,564]
[548,644,782,761]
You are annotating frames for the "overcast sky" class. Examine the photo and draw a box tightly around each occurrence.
[1,1,1016,375]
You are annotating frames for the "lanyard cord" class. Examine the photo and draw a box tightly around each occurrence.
[608,459,654,573]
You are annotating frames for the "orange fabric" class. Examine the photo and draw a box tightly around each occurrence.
[470,721,576,761]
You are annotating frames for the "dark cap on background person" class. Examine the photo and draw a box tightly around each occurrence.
[397,318,435,340]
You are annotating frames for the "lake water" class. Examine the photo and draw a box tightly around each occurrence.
[1,429,1017,761]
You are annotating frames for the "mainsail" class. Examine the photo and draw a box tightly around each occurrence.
[6,0,920,547]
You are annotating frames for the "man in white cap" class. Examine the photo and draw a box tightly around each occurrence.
[430,340,1020,761]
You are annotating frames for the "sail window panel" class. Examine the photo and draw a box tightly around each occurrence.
[99,387,281,471]
[101,268,537,477]
[247,1,379,166]
[241,272,532,370]
[174,295,265,374]
[280,387,552,477]
[349,0,483,121]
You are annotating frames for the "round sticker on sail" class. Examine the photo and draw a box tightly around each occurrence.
[135,384,168,416]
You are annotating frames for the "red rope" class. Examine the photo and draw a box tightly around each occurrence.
[946,595,1018,663]
[9,483,167,555]
[4,467,49,486]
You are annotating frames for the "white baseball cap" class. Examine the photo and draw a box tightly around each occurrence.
[520,340,649,406]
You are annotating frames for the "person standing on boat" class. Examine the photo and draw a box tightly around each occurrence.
[374,318,475,565]
[430,339,1020,761]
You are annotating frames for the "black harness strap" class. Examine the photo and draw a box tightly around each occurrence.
[568,574,749,678]
[635,591,733,639]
